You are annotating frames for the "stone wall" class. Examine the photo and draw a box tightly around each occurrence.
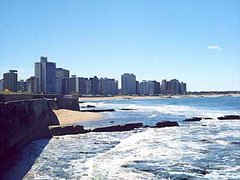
[57,97,80,111]
[0,99,59,161]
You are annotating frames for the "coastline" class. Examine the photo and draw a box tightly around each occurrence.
[53,109,104,126]
[79,94,240,101]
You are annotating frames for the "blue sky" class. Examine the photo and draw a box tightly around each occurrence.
[0,0,239,91]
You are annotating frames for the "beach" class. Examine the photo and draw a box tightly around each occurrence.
[53,109,104,126]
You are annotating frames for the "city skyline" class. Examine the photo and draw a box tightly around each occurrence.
[0,56,187,95]
[0,1,240,91]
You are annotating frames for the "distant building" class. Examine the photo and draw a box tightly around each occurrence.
[26,76,39,93]
[3,70,18,92]
[0,79,3,91]
[56,68,69,78]
[99,78,118,95]
[139,80,149,95]
[161,79,168,94]
[35,56,56,94]
[86,79,91,95]
[90,76,99,95]
[68,75,78,94]
[180,82,187,94]
[139,80,160,95]
[56,68,70,95]
[121,73,136,95]
[161,79,187,95]
[18,80,27,92]
[78,77,88,95]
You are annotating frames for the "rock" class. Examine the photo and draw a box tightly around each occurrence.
[155,121,179,128]
[184,117,202,122]
[203,117,213,120]
[87,105,96,108]
[80,109,115,112]
[92,123,143,132]
[49,125,89,136]
[120,108,136,111]
[110,121,114,123]
[217,115,240,120]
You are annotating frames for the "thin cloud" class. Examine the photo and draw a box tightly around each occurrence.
[207,45,222,50]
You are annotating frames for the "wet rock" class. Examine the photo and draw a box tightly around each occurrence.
[120,108,136,111]
[155,121,179,128]
[184,117,202,122]
[188,168,209,175]
[80,109,115,112]
[217,115,240,120]
[199,139,212,143]
[230,141,240,145]
[92,123,143,132]
[203,117,213,120]
[49,125,89,136]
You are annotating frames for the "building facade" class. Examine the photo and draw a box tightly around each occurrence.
[121,73,136,95]
[3,70,18,92]
[35,56,56,94]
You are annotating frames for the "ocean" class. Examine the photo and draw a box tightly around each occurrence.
[7,96,240,179]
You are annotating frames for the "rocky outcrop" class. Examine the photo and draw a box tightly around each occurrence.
[120,108,136,111]
[80,109,115,112]
[92,123,143,132]
[184,117,202,122]
[49,125,89,136]
[155,121,179,128]
[218,115,240,120]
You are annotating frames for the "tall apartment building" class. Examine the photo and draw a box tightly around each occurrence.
[0,79,3,91]
[90,76,99,95]
[78,77,88,95]
[99,78,118,95]
[161,79,187,95]
[139,80,160,95]
[56,68,69,95]
[121,73,136,95]
[35,56,56,94]
[3,70,18,92]
[18,80,27,92]
[26,76,39,93]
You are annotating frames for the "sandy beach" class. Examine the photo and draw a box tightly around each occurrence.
[53,109,104,126]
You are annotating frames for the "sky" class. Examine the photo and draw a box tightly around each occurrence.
[0,0,240,91]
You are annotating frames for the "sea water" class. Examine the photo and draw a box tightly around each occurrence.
[8,96,240,179]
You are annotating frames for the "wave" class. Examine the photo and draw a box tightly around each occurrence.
[83,101,239,119]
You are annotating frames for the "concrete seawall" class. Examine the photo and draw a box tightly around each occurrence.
[0,99,59,162]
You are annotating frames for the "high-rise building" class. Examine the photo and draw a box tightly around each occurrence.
[139,80,160,95]
[56,68,69,78]
[121,73,137,95]
[18,80,27,92]
[161,79,169,94]
[99,78,118,95]
[3,70,18,92]
[0,79,3,91]
[78,77,88,95]
[35,56,56,94]
[26,76,39,93]
[68,75,78,94]
[139,80,149,95]
[180,82,187,94]
[90,76,99,95]
[56,68,70,95]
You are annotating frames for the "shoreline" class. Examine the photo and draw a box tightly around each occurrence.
[79,94,240,101]
[53,109,104,126]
